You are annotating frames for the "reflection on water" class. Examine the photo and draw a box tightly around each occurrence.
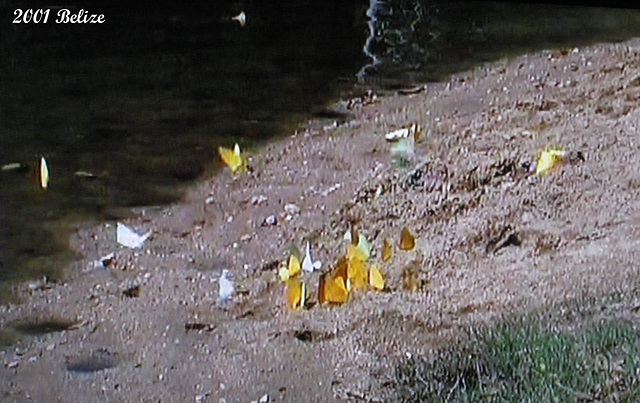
[1,1,640,288]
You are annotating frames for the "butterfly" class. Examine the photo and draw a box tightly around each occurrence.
[535,147,566,176]
[344,229,371,261]
[279,254,302,282]
[346,252,368,291]
[318,272,349,305]
[117,222,152,249]
[285,278,307,309]
[302,242,322,273]
[385,124,420,142]
[399,227,416,251]
[231,11,246,26]
[39,156,49,190]
[369,264,385,291]
[387,124,418,166]
[218,143,245,174]
[382,237,393,263]
[346,243,368,263]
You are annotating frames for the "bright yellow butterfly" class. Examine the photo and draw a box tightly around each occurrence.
[218,143,245,174]
[285,278,306,309]
[279,254,302,282]
[347,255,368,291]
[535,147,566,176]
[346,243,368,263]
[318,273,349,305]
[369,264,385,291]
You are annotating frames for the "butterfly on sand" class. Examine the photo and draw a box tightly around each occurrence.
[279,254,302,282]
[318,272,349,305]
[218,143,246,174]
[399,227,416,251]
[285,278,307,309]
[369,264,385,291]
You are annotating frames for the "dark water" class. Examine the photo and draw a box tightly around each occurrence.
[2,1,640,289]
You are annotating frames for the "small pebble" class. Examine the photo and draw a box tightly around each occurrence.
[283,203,300,216]
[262,215,277,226]
[250,195,268,205]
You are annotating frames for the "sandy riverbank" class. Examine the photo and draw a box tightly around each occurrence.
[3,39,640,402]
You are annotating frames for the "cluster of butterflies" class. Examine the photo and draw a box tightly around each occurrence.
[278,226,417,310]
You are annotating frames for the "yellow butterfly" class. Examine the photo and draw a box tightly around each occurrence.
[346,243,368,263]
[535,147,566,176]
[399,227,416,251]
[382,238,393,263]
[279,254,302,282]
[369,264,385,291]
[347,254,368,291]
[218,143,245,174]
[318,273,349,305]
[344,229,371,260]
[285,278,307,309]
[39,156,49,190]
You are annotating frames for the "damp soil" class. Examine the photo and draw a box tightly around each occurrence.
[3,39,640,401]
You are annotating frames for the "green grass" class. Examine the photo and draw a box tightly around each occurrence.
[396,313,640,402]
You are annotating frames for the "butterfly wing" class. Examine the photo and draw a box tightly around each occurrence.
[286,278,306,309]
[117,223,150,248]
[39,157,49,190]
[323,276,349,305]
[347,256,368,290]
[218,145,242,173]
[369,265,385,291]
[288,255,301,277]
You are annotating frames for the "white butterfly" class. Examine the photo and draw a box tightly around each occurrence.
[218,269,235,304]
[385,127,410,142]
[40,156,49,190]
[302,242,322,273]
[231,11,246,26]
[116,222,152,249]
